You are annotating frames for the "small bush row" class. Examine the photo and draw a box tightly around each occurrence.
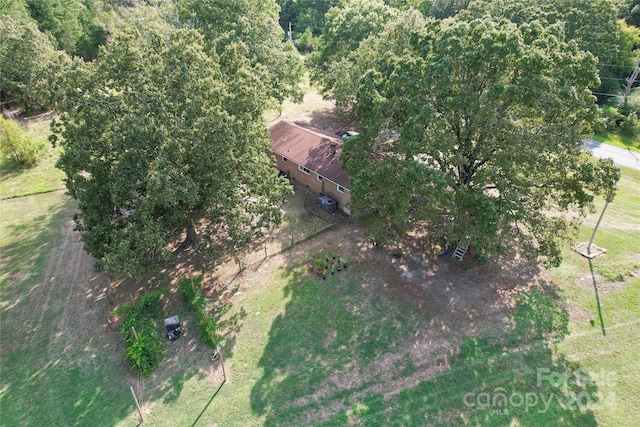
[120,291,166,377]
[178,278,218,347]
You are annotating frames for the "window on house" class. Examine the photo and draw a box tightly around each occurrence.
[282,156,288,163]
[298,165,310,175]
[337,184,345,194]
[317,174,323,182]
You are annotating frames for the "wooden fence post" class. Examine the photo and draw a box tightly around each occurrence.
[219,348,227,383]
[130,385,144,422]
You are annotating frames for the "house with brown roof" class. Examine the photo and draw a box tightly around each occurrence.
[269,121,351,214]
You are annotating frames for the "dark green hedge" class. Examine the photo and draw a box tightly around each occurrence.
[178,278,218,347]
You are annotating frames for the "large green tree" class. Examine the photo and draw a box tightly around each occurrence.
[461,0,639,98]
[177,0,304,106]
[308,0,397,106]
[0,14,67,110]
[54,8,293,277]
[342,15,620,265]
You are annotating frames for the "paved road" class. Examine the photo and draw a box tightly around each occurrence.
[583,139,640,171]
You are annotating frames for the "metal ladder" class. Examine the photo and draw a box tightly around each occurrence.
[453,244,468,261]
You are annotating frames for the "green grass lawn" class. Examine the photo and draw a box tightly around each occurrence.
[592,132,640,153]
[2,169,637,426]
[131,261,637,426]
[2,115,637,426]
[134,169,640,426]
[547,166,640,426]
[0,192,133,426]
[0,115,65,199]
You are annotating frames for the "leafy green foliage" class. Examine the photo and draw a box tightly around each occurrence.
[0,117,46,166]
[24,0,108,59]
[461,0,639,98]
[341,14,620,265]
[178,278,218,347]
[619,0,640,27]
[430,0,470,19]
[293,27,318,53]
[120,291,166,377]
[308,0,397,104]
[276,0,338,37]
[620,111,640,137]
[599,90,640,139]
[54,6,294,277]
[178,0,304,105]
[0,14,68,111]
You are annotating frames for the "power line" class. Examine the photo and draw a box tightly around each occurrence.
[599,77,633,81]
[598,63,636,68]
[592,92,621,97]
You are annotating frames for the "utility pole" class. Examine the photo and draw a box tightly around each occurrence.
[587,201,609,255]
[624,56,640,100]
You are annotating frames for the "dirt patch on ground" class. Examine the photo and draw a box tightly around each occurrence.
[266,90,359,133]
[15,110,57,128]
[200,219,543,424]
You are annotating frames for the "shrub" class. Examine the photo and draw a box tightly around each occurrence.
[293,27,318,53]
[0,117,47,166]
[120,291,166,377]
[621,111,640,137]
[179,278,218,347]
[618,91,640,116]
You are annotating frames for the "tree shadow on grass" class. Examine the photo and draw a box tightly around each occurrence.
[1,194,134,426]
[250,263,602,426]
[0,156,27,181]
[0,193,68,305]
[589,259,607,336]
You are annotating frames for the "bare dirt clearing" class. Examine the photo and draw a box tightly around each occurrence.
[266,90,358,133]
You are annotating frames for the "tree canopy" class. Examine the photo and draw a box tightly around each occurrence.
[460,0,640,97]
[0,14,67,111]
[177,0,304,106]
[341,14,620,265]
[54,7,295,277]
[308,0,398,105]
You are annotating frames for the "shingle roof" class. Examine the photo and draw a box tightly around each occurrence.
[269,121,350,188]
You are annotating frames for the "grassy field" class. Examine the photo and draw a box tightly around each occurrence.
[0,117,134,426]
[1,113,638,426]
[0,114,65,199]
[548,166,640,427]
[132,168,640,426]
[0,192,133,426]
